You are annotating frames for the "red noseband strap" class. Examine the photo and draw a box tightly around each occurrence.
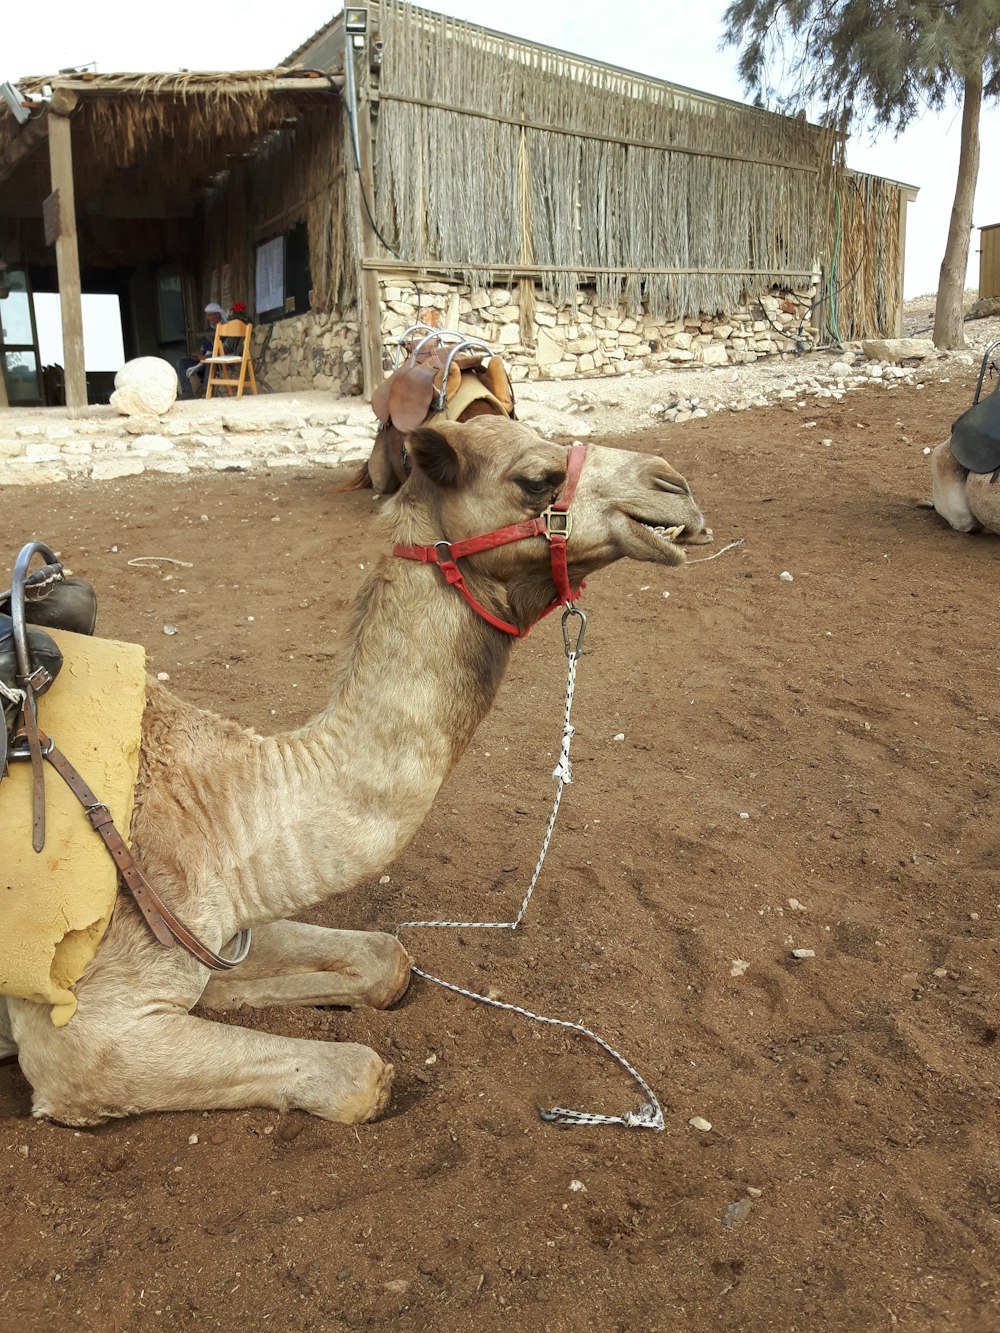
[393,442,588,637]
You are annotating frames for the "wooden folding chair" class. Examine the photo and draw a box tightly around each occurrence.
[204,320,257,400]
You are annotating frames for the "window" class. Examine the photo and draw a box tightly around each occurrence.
[254,223,311,322]
[156,267,186,344]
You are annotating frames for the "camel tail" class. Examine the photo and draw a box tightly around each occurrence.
[332,462,374,493]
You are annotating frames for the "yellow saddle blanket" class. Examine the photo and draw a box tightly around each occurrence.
[0,628,146,1026]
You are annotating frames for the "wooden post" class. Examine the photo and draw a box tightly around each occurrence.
[895,186,919,336]
[353,53,385,400]
[47,101,87,414]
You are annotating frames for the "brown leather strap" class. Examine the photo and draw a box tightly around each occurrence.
[40,734,251,971]
[20,681,46,853]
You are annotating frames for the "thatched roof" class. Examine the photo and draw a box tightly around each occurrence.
[0,69,338,216]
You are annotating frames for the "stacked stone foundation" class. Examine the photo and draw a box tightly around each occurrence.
[254,277,820,395]
[378,278,820,382]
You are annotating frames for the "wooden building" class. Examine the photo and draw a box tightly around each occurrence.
[980,223,1000,301]
[0,1,916,409]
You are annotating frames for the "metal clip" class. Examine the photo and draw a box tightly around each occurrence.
[561,605,587,658]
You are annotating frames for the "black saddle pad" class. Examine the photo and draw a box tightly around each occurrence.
[950,381,1000,473]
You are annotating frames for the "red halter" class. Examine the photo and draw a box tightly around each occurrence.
[393,442,588,637]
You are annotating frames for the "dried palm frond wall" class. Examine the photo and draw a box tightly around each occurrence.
[825,171,902,342]
[373,0,841,319]
[202,105,354,314]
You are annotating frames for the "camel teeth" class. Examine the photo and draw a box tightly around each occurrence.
[642,522,683,540]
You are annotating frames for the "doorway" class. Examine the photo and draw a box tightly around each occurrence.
[0,266,42,405]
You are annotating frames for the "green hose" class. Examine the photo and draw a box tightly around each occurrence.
[828,192,842,345]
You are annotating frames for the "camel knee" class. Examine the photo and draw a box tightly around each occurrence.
[358,931,412,1008]
[198,925,411,1011]
[301,1044,394,1124]
[10,1002,131,1126]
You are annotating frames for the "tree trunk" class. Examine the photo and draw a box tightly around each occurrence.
[933,63,984,349]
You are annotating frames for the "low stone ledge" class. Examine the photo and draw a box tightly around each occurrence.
[91,459,146,481]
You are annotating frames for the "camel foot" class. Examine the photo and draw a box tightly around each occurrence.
[10,997,395,1127]
[312,1044,394,1125]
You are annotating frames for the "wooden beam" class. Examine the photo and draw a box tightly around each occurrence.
[352,56,386,399]
[363,258,818,280]
[47,108,87,414]
[48,76,340,95]
[895,186,919,336]
[376,90,824,175]
[0,87,76,188]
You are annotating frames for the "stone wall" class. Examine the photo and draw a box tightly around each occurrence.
[250,277,819,396]
[253,308,364,397]
[0,401,376,485]
[378,278,820,380]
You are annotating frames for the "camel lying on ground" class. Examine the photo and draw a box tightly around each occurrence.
[929,345,1000,534]
[1,417,710,1127]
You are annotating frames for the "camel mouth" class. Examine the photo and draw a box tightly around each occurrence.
[640,517,713,543]
[625,516,714,562]
[627,517,690,561]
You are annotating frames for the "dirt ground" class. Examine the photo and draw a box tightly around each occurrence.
[2,370,998,1332]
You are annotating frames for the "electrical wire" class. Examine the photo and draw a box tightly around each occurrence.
[332,58,401,258]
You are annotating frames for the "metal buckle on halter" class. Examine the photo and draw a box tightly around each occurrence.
[541,506,572,540]
[433,540,454,562]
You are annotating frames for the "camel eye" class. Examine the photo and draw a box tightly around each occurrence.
[515,475,559,497]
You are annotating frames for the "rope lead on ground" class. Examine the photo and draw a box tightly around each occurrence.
[398,614,664,1133]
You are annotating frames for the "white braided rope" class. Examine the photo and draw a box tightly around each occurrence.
[0,679,26,706]
[409,965,664,1130]
[686,537,745,564]
[397,650,578,933]
[397,609,664,1132]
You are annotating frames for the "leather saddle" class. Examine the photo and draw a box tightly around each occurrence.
[950,343,1000,475]
[1,543,98,810]
[351,326,517,495]
[1,540,252,971]
[371,329,515,433]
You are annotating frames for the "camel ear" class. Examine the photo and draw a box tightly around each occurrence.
[406,426,462,489]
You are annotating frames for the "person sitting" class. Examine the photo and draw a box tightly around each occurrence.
[177,303,225,399]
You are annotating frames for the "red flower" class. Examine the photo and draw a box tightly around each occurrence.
[230,301,248,315]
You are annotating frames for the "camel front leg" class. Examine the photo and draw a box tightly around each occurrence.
[12,999,392,1126]
[0,998,16,1061]
[198,920,411,1012]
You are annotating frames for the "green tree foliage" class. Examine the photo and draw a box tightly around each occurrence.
[723,1,1000,347]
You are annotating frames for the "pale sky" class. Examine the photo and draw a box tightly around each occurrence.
[6,0,1000,300]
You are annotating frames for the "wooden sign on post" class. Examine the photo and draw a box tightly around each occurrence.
[43,189,62,247]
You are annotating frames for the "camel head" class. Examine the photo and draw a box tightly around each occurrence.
[392,417,711,627]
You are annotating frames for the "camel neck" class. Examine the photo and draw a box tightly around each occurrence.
[321,554,516,755]
[235,556,518,924]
